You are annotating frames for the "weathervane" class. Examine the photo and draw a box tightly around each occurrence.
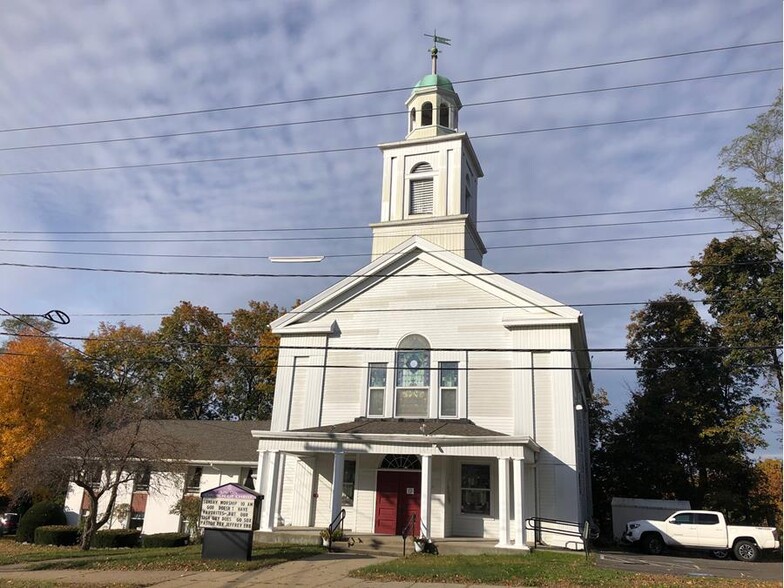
[424,30,451,75]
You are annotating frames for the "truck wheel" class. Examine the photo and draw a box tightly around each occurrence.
[733,540,759,562]
[642,533,665,556]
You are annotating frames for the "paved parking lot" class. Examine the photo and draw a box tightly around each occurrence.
[596,548,783,582]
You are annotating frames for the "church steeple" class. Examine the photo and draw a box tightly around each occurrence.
[370,35,486,265]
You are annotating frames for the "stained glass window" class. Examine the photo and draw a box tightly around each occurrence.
[395,335,430,417]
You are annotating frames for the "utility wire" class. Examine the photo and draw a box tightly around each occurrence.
[0,229,747,261]
[0,67,777,152]
[0,215,726,244]
[0,105,768,177]
[0,348,777,373]
[0,260,773,278]
[45,296,772,318]
[0,39,778,134]
[4,330,779,354]
[0,205,702,235]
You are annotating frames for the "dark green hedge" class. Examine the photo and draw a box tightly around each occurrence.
[16,502,67,543]
[91,528,141,548]
[34,525,80,546]
[142,532,190,548]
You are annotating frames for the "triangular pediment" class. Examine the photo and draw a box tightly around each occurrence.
[271,237,580,334]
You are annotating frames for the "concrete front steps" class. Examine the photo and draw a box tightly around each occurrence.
[254,528,530,557]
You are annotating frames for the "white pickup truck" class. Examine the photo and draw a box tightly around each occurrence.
[623,510,780,562]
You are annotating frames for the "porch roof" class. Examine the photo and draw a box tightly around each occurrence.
[251,418,540,459]
[297,418,504,437]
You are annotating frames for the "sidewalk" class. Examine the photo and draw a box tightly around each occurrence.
[0,552,518,587]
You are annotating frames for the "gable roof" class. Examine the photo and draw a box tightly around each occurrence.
[138,420,269,463]
[272,235,582,334]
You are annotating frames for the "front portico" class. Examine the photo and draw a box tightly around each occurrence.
[252,419,538,550]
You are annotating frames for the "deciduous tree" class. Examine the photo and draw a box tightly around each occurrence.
[223,300,282,420]
[696,91,782,250]
[685,236,782,413]
[0,332,79,493]
[604,295,766,515]
[71,322,160,412]
[156,302,230,419]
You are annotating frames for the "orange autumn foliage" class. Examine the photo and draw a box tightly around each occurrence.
[0,332,80,493]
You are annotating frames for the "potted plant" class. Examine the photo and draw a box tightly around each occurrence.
[413,536,438,554]
[319,528,332,547]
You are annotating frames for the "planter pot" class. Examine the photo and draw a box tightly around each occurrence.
[414,541,424,553]
[321,537,330,547]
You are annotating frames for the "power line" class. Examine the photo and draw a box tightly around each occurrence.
[0,105,768,177]
[0,260,772,279]
[0,229,747,261]
[1,67,777,152]
[0,39,778,134]
[0,215,726,244]
[0,206,702,235]
[4,329,779,354]
[46,296,772,319]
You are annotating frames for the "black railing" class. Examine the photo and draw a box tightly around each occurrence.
[325,508,346,550]
[400,513,417,556]
[526,516,598,550]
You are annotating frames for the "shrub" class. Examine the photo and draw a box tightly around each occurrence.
[34,525,80,546]
[16,502,67,543]
[142,532,190,548]
[91,528,141,548]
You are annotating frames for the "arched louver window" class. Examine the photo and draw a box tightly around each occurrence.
[409,163,434,215]
[421,101,433,126]
[439,103,450,127]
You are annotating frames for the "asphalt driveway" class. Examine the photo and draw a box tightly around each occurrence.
[595,547,783,582]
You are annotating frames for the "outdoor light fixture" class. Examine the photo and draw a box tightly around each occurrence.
[268,256,325,263]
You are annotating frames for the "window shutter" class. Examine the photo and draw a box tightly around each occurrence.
[410,178,433,214]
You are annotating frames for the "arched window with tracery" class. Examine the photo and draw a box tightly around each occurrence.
[395,334,430,417]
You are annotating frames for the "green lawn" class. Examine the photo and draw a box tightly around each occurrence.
[351,550,781,587]
[0,536,323,572]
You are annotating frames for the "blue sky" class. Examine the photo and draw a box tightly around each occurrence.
[0,1,780,447]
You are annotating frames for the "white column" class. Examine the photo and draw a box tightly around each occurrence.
[420,454,432,539]
[512,457,529,551]
[330,449,345,523]
[255,450,267,494]
[259,451,280,532]
[496,457,510,547]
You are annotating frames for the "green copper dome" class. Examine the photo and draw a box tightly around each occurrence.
[413,73,454,93]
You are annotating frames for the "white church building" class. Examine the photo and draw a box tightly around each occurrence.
[251,53,593,550]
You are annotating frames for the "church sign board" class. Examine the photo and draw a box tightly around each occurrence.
[200,483,263,561]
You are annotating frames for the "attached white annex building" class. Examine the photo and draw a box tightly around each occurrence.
[252,54,593,549]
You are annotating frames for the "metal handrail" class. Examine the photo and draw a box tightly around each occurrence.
[525,516,591,546]
[324,508,346,550]
[400,513,417,556]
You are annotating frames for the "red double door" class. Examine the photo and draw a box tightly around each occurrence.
[374,470,421,535]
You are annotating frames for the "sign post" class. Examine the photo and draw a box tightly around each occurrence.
[200,483,263,561]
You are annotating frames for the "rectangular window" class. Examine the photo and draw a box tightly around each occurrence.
[439,362,458,417]
[185,466,202,493]
[129,511,145,530]
[461,464,491,515]
[341,460,356,507]
[84,465,102,489]
[396,388,428,416]
[367,363,386,417]
[133,467,151,492]
[240,468,256,489]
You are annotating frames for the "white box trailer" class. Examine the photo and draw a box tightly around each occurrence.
[611,497,691,542]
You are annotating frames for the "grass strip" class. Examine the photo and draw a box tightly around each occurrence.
[351,551,780,587]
